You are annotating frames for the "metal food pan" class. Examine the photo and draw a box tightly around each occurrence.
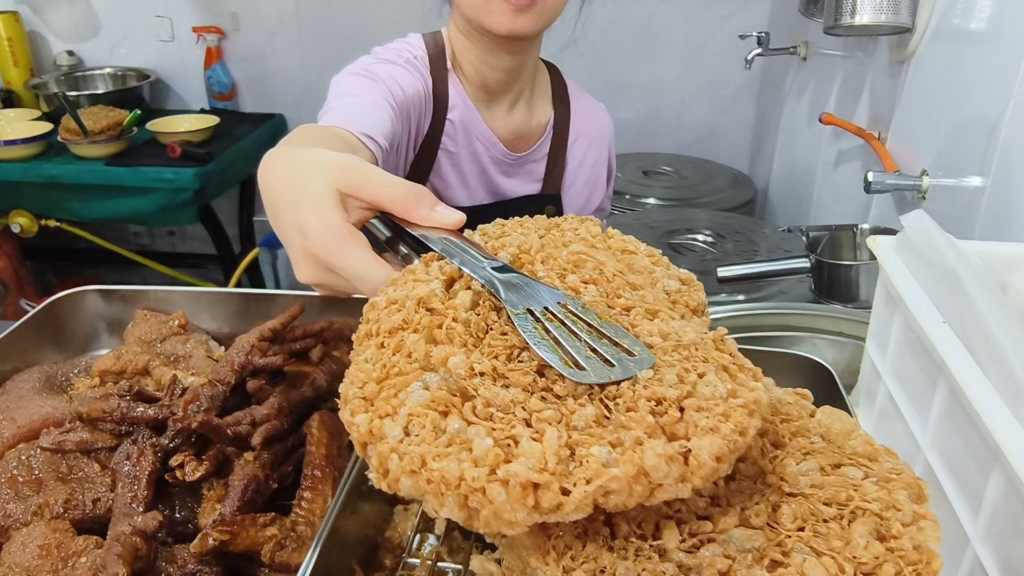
[301,346,856,575]
[0,285,367,570]
[0,285,365,377]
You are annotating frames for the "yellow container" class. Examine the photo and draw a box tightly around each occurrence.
[0,11,38,109]
[146,113,220,144]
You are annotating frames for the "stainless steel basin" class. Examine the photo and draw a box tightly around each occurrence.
[739,345,854,417]
[711,303,869,396]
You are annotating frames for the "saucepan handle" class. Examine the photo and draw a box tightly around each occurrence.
[716,256,812,283]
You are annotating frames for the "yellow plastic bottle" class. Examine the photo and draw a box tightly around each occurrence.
[0,11,38,109]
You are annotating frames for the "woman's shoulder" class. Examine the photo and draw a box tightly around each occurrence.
[361,33,431,69]
[563,76,613,143]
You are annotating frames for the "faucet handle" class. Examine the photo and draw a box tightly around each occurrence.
[738,31,770,46]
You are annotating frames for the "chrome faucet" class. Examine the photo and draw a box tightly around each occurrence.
[739,31,808,71]
[864,169,930,199]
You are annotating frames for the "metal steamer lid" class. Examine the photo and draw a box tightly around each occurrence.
[612,153,758,214]
[607,208,813,305]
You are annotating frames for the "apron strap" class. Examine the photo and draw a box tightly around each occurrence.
[540,59,571,196]
[406,30,449,186]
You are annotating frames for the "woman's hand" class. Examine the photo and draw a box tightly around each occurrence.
[257,125,465,297]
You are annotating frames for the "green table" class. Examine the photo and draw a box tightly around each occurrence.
[0,111,287,286]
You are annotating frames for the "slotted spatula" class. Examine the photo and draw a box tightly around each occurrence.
[366,215,655,385]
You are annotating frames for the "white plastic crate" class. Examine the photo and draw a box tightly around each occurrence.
[853,233,1024,576]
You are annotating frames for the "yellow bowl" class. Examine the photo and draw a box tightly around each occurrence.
[0,139,48,161]
[146,113,220,144]
[60,128,137,159]
[0,108,43,124]
[0,120,54,161]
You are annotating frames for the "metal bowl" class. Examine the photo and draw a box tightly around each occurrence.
[25,66,156,123]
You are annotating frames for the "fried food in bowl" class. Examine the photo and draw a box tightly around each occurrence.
[58,104,129,142]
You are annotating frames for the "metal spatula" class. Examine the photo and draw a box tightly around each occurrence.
[366,215,655,385]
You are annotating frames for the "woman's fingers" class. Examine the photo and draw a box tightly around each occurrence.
[306,222,399,297]
[335,156,466,229]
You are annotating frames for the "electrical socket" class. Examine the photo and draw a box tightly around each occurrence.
[229,11,240,32]
[155,15,174,42]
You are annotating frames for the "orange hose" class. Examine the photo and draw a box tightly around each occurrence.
[818,112,899,173]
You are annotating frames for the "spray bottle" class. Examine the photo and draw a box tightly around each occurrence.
[192,25,239,111]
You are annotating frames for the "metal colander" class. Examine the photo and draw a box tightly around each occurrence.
[824,0,917,36]
[799,0,826,21]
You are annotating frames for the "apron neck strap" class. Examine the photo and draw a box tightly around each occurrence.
[406,30,449,186]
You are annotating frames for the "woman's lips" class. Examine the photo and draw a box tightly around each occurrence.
[504,0,538,9]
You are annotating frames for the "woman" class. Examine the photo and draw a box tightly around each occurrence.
[258,0,615,297]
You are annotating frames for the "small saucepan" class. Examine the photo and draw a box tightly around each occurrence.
[716,224,899,309]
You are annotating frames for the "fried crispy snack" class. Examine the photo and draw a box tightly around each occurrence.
[475,386,942,576]
[58,104,129,141]
[341,216,771,536]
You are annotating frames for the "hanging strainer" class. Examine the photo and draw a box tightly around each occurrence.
[799,0,826,22]
[824,0,917,36]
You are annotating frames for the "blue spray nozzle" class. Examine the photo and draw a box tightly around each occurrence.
[257,231,283,251]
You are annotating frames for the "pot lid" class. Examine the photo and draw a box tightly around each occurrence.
[607,207,812,304]
[613,153,758,211]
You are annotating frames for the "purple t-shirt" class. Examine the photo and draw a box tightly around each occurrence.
[318,33,615,218]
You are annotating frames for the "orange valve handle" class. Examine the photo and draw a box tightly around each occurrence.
[818,112,899,173]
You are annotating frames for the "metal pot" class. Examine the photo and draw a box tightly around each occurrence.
[716,224,899,309]
[611,153,758,216]
[25,66,155,123]
[824,0,917,37]
[799,0,826,21]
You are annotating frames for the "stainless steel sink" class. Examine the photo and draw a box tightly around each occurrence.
[739,345,854,418]
[711,303,869,397]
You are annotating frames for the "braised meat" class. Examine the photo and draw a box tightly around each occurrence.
[88,310,223,395]
[0,355,93,458]
[148,544,226,576]
[0,441,114,542]
[0,305,355,575]
[103,428,166,576]
[0,520,104,575]
[191,411,350,571]
[38,421,121,453]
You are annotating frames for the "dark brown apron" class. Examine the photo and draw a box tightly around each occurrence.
[405,30,571,231]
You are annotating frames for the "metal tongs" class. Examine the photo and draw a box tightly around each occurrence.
[362,215,655,385]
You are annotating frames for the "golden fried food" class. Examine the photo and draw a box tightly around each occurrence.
[475,386,942,576]
[58,104,129,141]
[341,216,771,536]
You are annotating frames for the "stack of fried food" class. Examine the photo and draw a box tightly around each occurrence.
[343,216,943,574]
[0,304,355,575]
[58,104,129,141]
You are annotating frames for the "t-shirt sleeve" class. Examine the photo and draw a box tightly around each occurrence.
[317,39,432,177]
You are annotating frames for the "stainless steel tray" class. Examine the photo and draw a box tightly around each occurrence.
[0,286,365,376]
[301,346,856,575]
[0,285,367,572]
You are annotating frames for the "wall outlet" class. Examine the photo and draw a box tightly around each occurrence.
[229,11,240,33]
[155,15,174,42]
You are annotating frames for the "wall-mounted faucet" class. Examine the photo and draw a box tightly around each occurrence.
[739,31,808,71]
[819,113,930,200]
[865,170,930,197]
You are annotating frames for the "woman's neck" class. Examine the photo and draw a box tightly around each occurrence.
[445,17,545,112]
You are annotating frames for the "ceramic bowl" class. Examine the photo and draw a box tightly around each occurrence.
[145,113,220,144]
[0,108,44,124]
[0,120,54,161]
[60,127,137,159]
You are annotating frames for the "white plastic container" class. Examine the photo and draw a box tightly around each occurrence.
[853,234,1024,576]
